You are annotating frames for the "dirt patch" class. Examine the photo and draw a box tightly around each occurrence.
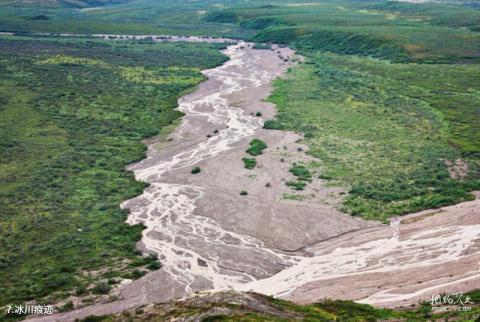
[445,158,469,180]
[254,195,480,308]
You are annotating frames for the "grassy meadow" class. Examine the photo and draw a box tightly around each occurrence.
[267,53,480,219]
[0,35,227,310]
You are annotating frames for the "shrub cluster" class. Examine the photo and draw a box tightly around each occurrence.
[246,139,267,156]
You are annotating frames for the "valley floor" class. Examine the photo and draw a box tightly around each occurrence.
[22,36,480,322]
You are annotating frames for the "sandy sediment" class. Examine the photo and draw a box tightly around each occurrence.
[246,193,480,308]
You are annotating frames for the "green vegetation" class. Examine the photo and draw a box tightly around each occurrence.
[240,190,248,196]
[242,157,257,170]
[246,139,267,156]
[286,164,312,191]
[285,180,307,191]
[289,164,312,182]
[146,261,161,270]
[209,1,480,63]
[191,166,202,174]
[74,290,480,321]
[92,282,111,295]
[0,35,227,307]
[0,0,261,37]
[263,119,283,130]
[268,53,479,219]
[282,193,310,201]
[58,300,74,312]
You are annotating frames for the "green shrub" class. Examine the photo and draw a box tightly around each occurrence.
[58,301,74,312]
[240,190,248,196]
[75,285,87,295]
[289,165,312,182]
[314,299,394,321]
[246,139,267,156]
[80,316,109,322]
[191,166,201,174]
[107,278,117,285]
[286,181,307,191]
[146,261,161,270]
[92,282,111,295]
[263,119,282,130]
[204,11,237,23]
[129,269,146,279]
[242,157,257,169]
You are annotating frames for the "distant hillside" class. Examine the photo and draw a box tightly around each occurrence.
[59,0,132,7]
[0,0,133,8]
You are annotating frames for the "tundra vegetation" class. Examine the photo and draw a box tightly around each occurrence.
[0,0,479,320]
[0,35,227,313]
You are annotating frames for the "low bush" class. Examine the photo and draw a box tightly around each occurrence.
[191,166,201,174]
[263,119,282,130]
[242,157,257,169]
[246,139,267,156]
[289,165,312,182]
[92,282,111,295]
[286,180,307,191]
[146,261,161,270]
[58,301,74,312]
